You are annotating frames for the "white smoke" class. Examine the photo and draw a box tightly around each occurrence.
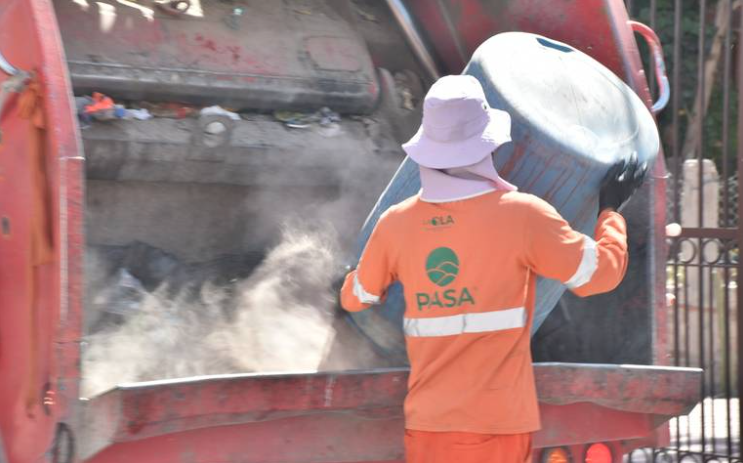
[81,112,407,397]
[81,224,378,398]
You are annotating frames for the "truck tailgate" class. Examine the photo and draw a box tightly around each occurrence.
[79,363,701,462]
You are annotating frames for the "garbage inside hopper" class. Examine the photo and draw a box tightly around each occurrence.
[82,229,393,398]
[273,107,342,129]
[75,62,407,397]
[138,101,198,119]
[200,105,242,121]
[75,93,118,124]
[75,93,157,127]
[92,269,146,323]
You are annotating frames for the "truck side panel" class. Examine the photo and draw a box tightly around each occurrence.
[0,0,83,461]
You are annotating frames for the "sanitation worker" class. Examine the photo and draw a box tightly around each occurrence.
[339,75,647,463]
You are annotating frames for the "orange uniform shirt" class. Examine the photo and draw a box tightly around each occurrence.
[341,190,628,434]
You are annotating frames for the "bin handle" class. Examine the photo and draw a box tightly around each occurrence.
[0,70,30,143]
[0,49,20,77]
[629,20,670,114]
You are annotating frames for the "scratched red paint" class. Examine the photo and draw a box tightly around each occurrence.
[79,366,699,462]
[407,0,626,78]
[2,2,682,462]
[0,2,84,463]
[368,81,379,98]
[202,39,217,52]
[227,46,241,64]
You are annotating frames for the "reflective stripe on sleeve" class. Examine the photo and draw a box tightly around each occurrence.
[565,235,598,289]
[353,273,381,305]
[403,307,526,338]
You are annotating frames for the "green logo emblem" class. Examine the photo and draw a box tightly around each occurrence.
[418,247,474,311]
[425,247,460,287]
[426,215,455,227]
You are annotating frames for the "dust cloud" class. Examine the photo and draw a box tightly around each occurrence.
[82,223,391,397]
[81,137,405,397]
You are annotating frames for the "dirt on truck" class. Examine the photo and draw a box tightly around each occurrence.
[0,1,701,462]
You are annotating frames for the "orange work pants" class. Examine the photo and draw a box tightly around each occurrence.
[404,430,532,463]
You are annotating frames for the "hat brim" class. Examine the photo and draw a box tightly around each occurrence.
[403,109,512,169]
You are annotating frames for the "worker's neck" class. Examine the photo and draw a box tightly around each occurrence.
[418,158,516,203]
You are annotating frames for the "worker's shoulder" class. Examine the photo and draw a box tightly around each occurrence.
[491,191,555,213]
[381,195,419,218]
[373,195,419,230]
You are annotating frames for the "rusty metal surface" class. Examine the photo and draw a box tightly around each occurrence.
[383,0,441,81]
[0,48,19,76]
[85,415,407,463]
[0,0,715,460]
[535,364,701,416]
[539,403,661,449]
[81,114,394,187]
[78,363,701,461]
[407,0,630,78]
[0,0,84,461]
[73,2,694,460]
[83,405,656,463]
[79,368,410,461]
[53,0,379,113]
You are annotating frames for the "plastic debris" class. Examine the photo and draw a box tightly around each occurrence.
[93,268,146,317]
[318,107,341,126]
[394,71,420,111]
[140,101,197,119]
[156,0,191,16]
[225,7,245,29]
[117,241,181,289]
[273,110,310,128]
[201,105,241,121]
[400,88,415,110]
[125,108,154,121]
[273,107,341,129]
[353,5,377,22]
[319,123,342,138]
[76,92,117,124]
[205,121,227,135]
[76,93,161,126]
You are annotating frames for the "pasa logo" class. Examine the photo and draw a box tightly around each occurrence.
[426,247,459,286]
[417,247,475,310]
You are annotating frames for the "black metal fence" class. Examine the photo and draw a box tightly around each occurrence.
[627,0,742,461]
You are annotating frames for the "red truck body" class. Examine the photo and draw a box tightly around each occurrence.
[0,1,700,462]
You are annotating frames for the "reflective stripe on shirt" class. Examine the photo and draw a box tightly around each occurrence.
[404,307,526,338]
[565,234,598,289]
[353,273,381,304]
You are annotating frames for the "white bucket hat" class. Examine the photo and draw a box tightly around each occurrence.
[402,75,512,169]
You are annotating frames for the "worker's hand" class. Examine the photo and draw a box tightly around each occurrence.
[331,275,345,296]
[331,264,353,311]
[598,153,649,213]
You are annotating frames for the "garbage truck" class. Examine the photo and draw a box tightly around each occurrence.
[0,0,701,462]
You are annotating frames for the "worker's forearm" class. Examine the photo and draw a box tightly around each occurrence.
[340,270,374,312]
[572,209,628,297]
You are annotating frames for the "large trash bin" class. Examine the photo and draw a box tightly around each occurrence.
[349,32,659,360]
